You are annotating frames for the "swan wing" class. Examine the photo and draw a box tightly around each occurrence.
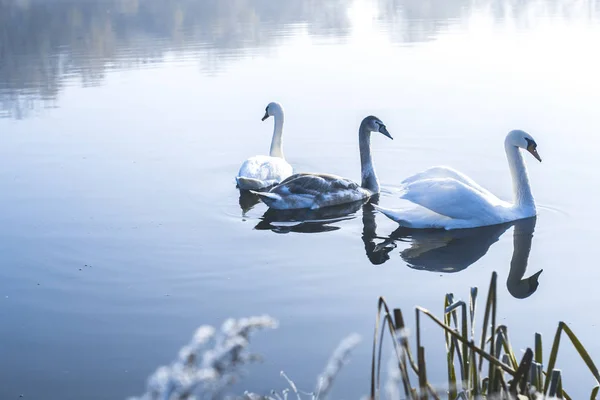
[273,173,361,196]
[237,155,293,183]
[254,173,367,209]
[373,203,457,229]
[400,177,507,221]
[401,166,495,197]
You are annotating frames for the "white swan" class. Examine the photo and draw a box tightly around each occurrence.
[374,129,542,230]
[235,102,293,190]
[251,116,393,210]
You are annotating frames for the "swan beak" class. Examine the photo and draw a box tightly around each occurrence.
[261,111,269,121]
[379,125,393,140]
[528,269,544,290]
[527,145,542,162]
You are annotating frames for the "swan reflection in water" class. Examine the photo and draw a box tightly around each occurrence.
[253,198,368,234]
[362,204,543,299]
[238,189,263,215]
[245,195,542,299]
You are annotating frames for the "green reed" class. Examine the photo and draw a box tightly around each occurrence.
[369,272,600,400]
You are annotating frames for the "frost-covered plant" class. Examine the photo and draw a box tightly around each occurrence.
[315,333,362,398]
[129,314,362,400]
[130,271,600,400]
[242,333,362,400]
[129,315,278,400]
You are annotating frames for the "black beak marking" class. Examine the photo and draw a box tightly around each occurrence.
[525,138,541,162]
[379,124,393,140]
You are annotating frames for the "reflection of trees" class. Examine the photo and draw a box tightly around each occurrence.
[1,0,598,119]
[377,0,600,44]
[478,0,600,26]
[0,0,352,119]
[377,0,471,43]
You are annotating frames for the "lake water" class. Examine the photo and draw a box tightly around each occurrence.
[1,0,600,398]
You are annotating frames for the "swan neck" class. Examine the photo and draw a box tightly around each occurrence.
[506,218,538,298]
[507,220,535,283]
[269,110,284,158]
[359,123,379,193]
[505,142,534,209]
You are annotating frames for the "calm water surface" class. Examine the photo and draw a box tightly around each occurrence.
[1,0,600,398]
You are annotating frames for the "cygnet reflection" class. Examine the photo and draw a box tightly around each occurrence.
[254,198,367,234]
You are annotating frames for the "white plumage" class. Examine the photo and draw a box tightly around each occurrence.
[236,102,293,190]
[375,130,542,230]
[236,155,293,191]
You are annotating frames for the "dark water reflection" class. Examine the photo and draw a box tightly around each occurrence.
[254,198,366,234]
[249,192,543,299]
[362,204,543,299]
[238,190,262,215]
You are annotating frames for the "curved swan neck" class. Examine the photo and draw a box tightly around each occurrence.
[504,140,534,209]
[359,121,379,193]
[269,108,285,159]
[507,218,539,298]
[507,219,535,283]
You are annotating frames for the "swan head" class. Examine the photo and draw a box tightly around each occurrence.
[507,269,543,299]
[362,115,393,139]
[262,102,284,121]
[506,129,542,162]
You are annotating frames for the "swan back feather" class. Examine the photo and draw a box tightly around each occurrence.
[253,173,369,209]
[399,177,510,221]
[401,166,495,198]
[237,155,293,190]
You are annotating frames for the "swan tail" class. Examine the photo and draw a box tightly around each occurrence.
[250,190,282,207]
[373,204,459,230]
[372,204,425,228]
[372,204,406,223]
[236,176,275,190]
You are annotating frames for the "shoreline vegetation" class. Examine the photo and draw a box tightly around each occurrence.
[129,272,600,400]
